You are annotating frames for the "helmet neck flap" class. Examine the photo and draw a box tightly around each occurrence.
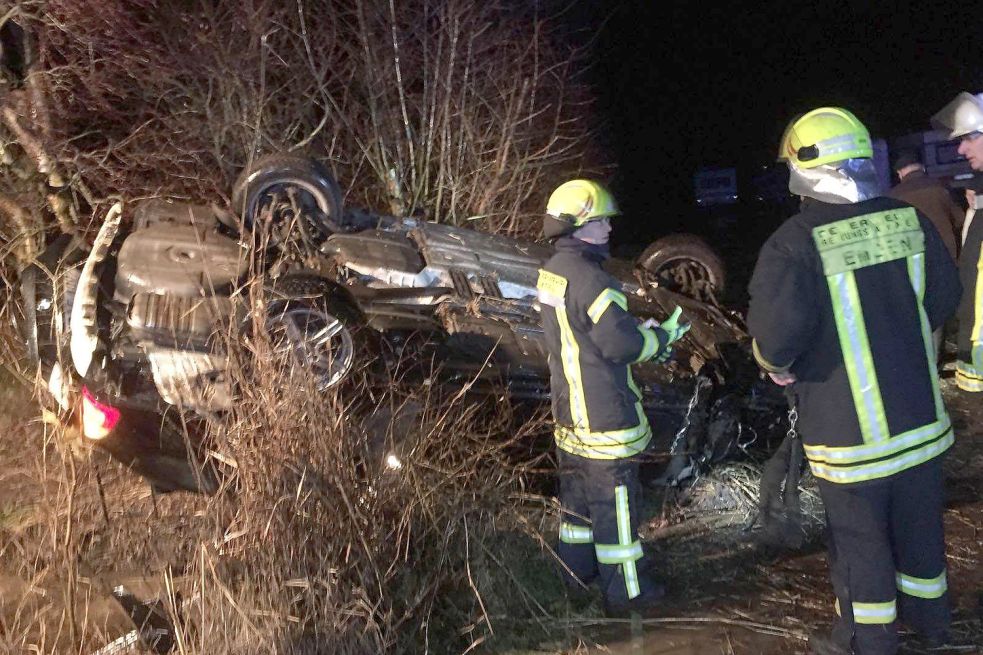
[788,157,880,205]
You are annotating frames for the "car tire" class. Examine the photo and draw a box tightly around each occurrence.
[231,154,345,246]
[635,234,726,301]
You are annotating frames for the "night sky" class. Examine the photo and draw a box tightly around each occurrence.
[582,1,979,239]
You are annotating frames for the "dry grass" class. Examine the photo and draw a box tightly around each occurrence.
[0,316,580,653]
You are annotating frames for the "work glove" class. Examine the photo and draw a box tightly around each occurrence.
[659,306,691,344]
[642,306,691,362]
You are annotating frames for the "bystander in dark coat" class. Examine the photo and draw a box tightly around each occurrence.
[888,149,964,261]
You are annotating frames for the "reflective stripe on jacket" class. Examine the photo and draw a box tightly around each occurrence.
[538,237,667,459]
[748,197,962,485]
[956,213,983,392]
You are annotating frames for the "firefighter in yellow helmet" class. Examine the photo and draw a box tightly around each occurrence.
[748,108,961,654]
[932,92,983,393]
[537,179,689,615]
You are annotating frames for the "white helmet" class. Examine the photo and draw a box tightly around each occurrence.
[931,91,983,139]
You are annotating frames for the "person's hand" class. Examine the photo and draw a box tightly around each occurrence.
[645,307,691,345]
[768,371,797,386]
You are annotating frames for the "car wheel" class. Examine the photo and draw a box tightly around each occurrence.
[635,234,726,302]
[231,154,345,248]
[266,298,359,390]
[263,274,367,390]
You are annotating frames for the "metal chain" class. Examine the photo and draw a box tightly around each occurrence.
[668,376,711,456]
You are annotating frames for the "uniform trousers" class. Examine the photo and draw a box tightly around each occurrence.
[556,450,654,604]
[818,457,950,655]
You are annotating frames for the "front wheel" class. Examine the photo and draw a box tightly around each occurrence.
[635,234,726,303]
[263,274,366,390]
[266,300,356,390]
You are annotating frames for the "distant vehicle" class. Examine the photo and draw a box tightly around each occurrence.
[887,129,975,187]
[694,167,739,206]
[16,155,782,494]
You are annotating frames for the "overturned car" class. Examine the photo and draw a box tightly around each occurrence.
[16,155,782,493]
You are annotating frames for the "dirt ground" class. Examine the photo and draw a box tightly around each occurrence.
[1,364,981,654]
[581,371,983,655]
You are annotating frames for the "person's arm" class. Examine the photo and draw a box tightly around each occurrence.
[747,234,819,377]
[586,286,667,364]
[960,225,983,370]
[921,212,962,330]
[949,191,966,244]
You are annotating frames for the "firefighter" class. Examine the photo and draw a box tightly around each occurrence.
[747,108,961,655]
[931,91,983,393]
[536,179,689,615]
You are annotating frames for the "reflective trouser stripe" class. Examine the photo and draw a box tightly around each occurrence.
[828,271,889,444]
[852,600,897,624]
[957,360,983,392]
[555,306,590,432]
[907,254,946,417]
[559,522,593,544]
[897,571,947,599]
[615,485,639,599]
[595,541,643,563]
[595,485,642,599]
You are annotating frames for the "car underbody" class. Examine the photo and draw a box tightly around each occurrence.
[16,154,785,494]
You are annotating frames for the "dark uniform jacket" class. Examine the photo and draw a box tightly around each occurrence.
[748,196,961,485]
[888,170,964,260]
[956,212,983,391]
[537,237,668,459]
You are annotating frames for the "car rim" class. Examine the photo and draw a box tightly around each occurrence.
[268,306,354,389]
[642,257,716,301]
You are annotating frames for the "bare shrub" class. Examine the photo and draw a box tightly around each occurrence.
[1,0,602,246]
[172,309,555,652]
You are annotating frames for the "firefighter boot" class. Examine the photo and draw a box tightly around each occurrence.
[911,630,951,649]
[603,575,666,618]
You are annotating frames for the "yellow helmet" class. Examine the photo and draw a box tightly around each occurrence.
[545,179,619,226]
[778,107,873,169]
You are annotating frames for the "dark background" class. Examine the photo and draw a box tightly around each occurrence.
[574,1,980,247]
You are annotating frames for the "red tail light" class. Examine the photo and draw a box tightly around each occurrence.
[81,386,121,440]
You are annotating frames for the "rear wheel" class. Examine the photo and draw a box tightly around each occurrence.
[635,234,726,302]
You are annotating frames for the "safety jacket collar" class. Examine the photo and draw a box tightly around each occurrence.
[799,196,830,211]
[553,236,610,263]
